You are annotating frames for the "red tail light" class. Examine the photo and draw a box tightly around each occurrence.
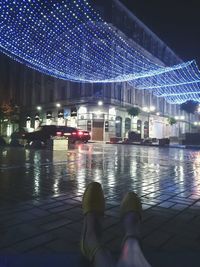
[78,131,83,136]
[83,133,89,135]
[56,131,62,136]
[72,132,77,135]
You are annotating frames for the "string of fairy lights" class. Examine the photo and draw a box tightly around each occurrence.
[0,0,200,103]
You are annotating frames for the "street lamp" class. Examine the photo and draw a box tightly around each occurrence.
[56,103,61,108]
[37,106,42,111]
[98,100,103,106]
[142,107,148,112]
[150,106,156,112]
[175,116,185,120]
[143,106,156,113]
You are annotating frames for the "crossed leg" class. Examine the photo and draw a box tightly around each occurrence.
[83,212,151,267]
[117,212,151,267]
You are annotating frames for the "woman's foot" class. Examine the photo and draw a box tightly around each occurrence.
[123,211,140,238]
[118,237,151,267]
[81,182,105,261]
[82,212,103,255]
[118,192,151,267]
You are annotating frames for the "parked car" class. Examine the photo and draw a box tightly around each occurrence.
[0,136,6,147]
[10,127,29,146]
[24,125,91,146]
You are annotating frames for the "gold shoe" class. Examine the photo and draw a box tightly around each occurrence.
[120,192,142,220]
[81,182,105,261]
[82,182,105,216]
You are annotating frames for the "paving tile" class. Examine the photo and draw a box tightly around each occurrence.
[28,208,50,217]
[47,204,74,213]
[45,239,78,252]
[162,236,200,251]
[66,221,82,234]
[11,233,56,252]
[171,204,189,211]
[40,218,72,231]
[26,246,54,254]
[50,226,80,242]
[143,230,173,248]
[158,201,176,208]
[39,201,65,210]
[0,224,44,248]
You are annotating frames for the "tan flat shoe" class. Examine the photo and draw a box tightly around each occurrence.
[81,182,105,261]
[120,192,142,220]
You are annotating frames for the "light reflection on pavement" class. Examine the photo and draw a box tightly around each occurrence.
[0,144,200,203]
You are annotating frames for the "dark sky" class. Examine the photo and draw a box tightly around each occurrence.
[121,0,200,65]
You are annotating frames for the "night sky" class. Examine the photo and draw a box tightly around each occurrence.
[121,0,200,65]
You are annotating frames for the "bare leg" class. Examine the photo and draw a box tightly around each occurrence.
[117,212,151,267]
[83,213,115,267]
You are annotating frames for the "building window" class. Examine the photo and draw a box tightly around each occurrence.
[144,91,150,106]
[93,84,103,98]
[125,118,131,131]
[127,89,131,103]
[115,116,122,137]
[135,89,143,107]
[34,78,42,104]
[137,120,142,134]
[114,83,121,101]
[144,121,149,138]
[87,120,92,131]
[61,86,66,100]
[84,83,92,97]
[70,83,81,99]
[105,121,109,132]
[104,84,111,98]
[49,89,54,102]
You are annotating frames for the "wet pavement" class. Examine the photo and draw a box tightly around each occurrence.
[0,144,200,266]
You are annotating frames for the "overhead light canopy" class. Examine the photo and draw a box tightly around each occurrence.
[1,0,200,104]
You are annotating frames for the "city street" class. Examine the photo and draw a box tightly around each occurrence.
[0,144,200,266]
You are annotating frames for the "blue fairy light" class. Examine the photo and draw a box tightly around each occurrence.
[0,0,200,104]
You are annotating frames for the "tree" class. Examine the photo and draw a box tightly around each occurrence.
[127,107,141,118]
[168,117,177,125]
[0,102,19,135]
[1,102,15,121]
[180,100,199,132]
[180,100,198,114]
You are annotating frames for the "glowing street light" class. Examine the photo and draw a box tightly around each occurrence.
[56,103,61,108]
[175,116,185,120]
[37,106,42,111]
[143,106,156,113]
[98,101,103,106]
[150,106,156,112]
[143,107,148,112]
